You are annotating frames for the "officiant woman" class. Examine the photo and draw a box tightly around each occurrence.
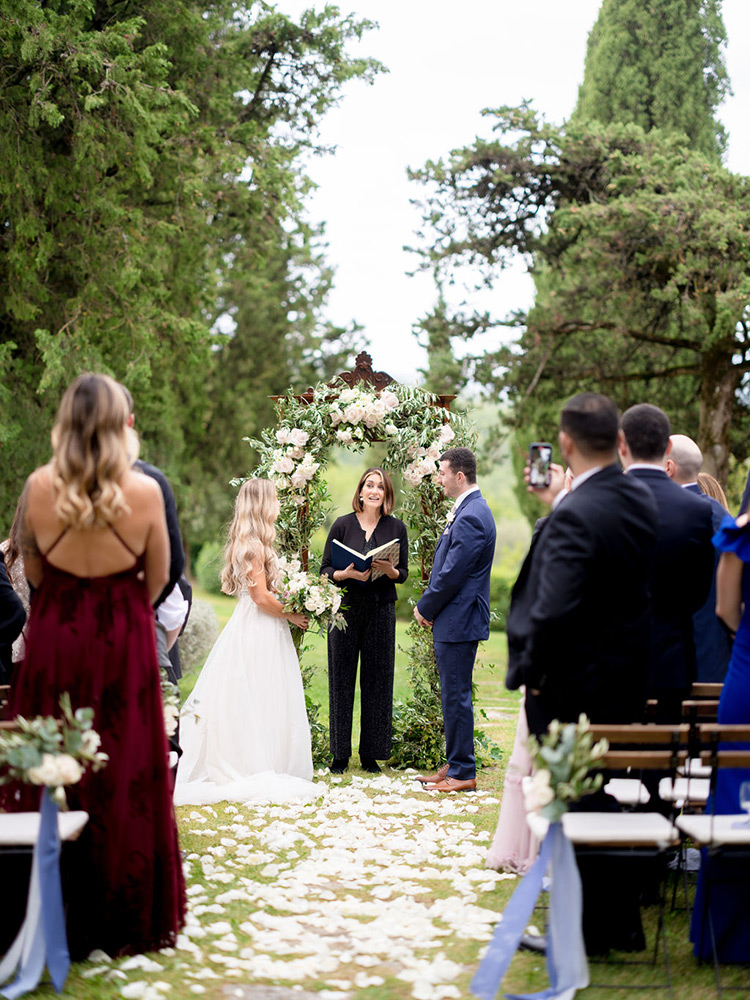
[321,467,408,774]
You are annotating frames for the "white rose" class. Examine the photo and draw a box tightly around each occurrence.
[272,456,294,474]
[329,408,344,426]
[524,769,555,814]
[342,404,361,424]
[289,428,309,447]
[293,494,306,506]
[438,423,456,444]
[338,387,358,404]
[273,475,291,490]
[336,430,353,445]
[276,429,291,445]
[288,445,304,460]
[380,390,399,411]
[403,465,422,487]
[290,470,307,489]
[385,423,398,435]
[331,593,342,613]
[55,754,84,785]
[426,443,441,460]
[81,730,101,754]
[164,703,179,738]
[27,754,61,786]
[353,426,364,439]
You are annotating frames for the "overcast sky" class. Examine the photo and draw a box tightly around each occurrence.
[279,1,750,383]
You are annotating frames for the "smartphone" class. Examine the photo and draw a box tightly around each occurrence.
[528,442,553,488]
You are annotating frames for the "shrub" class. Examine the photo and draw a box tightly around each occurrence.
[489,566,514,631]
[179,599,220,673]
[195,541,224,595]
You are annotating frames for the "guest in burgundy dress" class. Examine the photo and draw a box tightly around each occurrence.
[9,372,185,958]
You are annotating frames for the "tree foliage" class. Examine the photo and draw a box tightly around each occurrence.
[409,109,750,485]
[574,0,730,161]
[0,1,378,544]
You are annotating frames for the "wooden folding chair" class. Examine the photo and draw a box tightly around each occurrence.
[675,723,750,995]
[690,683,724,701]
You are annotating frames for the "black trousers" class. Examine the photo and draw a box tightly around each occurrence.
[328,598,395,760]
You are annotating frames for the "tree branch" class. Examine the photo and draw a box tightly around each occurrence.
[541,319,704,352]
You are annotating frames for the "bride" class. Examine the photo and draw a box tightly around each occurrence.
[174,479,318,805]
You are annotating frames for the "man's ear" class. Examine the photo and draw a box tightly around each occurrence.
[127,414,135,429]
[665,457,676,479]
[617,428,627,459]
[558,430,573,462]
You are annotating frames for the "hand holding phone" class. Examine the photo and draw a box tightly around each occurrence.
[528,442,553,489]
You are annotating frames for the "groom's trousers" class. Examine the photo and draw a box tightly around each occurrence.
[434,639,477,780]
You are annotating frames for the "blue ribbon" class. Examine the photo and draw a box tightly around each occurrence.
[0,790,70,998]
[471,822,588,1000]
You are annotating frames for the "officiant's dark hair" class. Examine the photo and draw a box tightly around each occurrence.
[352,467,395,515]
[560,393,619,456]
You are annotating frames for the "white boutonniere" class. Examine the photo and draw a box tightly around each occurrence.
[446,507,456,524]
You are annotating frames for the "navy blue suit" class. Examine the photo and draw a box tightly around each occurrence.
[417,490,496,779]
[685,484,732,682]
[0,553,25,685]
[628,468,714,717]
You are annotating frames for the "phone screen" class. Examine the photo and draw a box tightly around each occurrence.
[529,443,552,488]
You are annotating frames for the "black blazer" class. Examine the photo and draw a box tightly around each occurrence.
[0,553,25,684]
[135,459,185,609]
[628,468,715,693]
[506,464,659,735]
[321,513,408,605]
[685,485,732,683]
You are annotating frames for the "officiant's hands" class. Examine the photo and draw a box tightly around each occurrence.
[372,558,399,580]
[334,562,371,582]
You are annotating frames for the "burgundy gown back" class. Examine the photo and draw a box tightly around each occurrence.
[7,529,185,959]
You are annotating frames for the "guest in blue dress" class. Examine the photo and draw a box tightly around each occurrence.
[690,512,750,963]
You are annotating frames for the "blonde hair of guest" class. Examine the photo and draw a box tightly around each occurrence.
[220,478,279,595]
[697,472,730,512]
[50,372,139,529]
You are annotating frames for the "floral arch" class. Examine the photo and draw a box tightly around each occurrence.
[243,352,477,768]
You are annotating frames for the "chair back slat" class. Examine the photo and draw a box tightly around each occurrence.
[588,723,689,745]
[699,750,750,769]
[690,682,723,700]
[600,749,688,770]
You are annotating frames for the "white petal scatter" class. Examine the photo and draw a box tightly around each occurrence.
[165,772,510,996]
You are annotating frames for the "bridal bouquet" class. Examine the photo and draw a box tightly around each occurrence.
[0,693,109,808]
[276,554,347,634]
[524,715,609,822]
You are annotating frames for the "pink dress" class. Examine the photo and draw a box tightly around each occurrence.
[486,693,539,874]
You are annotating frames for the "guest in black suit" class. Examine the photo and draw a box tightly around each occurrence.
[619,407,715,720]
[666,434,732,683]
[507,393,659,956]
[507,393,659,737]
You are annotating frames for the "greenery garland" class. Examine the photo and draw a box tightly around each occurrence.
[242,376,497,769]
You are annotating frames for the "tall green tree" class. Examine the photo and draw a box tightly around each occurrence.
[0,1,378,542]
[409,110,750,485]
[574,0,729,160]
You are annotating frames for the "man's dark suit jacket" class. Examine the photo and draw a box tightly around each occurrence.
[417,490,496,641]
[628,468,714,696]
[685,484,732,682]
[135,459,185,608]
[506,464,659,736]
[0,553,25,684]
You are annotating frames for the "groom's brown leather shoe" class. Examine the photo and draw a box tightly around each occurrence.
[429,776,477,792]
[416,763,449,785]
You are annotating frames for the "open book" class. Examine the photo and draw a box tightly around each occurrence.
[331,537,401,581]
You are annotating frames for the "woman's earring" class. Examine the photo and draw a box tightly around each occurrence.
[359,495,364,503]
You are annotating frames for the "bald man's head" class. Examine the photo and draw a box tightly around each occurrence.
[668,434,703,484]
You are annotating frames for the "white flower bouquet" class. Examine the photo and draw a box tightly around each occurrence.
[276,554,347,635]
[0,693,109,809]
[161,669,180,738]
[524,715,609,822]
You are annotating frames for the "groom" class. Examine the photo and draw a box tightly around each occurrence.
[414,447,496,791]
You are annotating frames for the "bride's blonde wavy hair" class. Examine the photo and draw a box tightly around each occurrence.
[220,479,279,595]
[50,373,138,529]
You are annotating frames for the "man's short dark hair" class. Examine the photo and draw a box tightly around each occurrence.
[560,393,620,456]
[440,446,477,484]
[620,403,671,462]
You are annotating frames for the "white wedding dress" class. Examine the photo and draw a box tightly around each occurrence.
[174,591,318,806]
